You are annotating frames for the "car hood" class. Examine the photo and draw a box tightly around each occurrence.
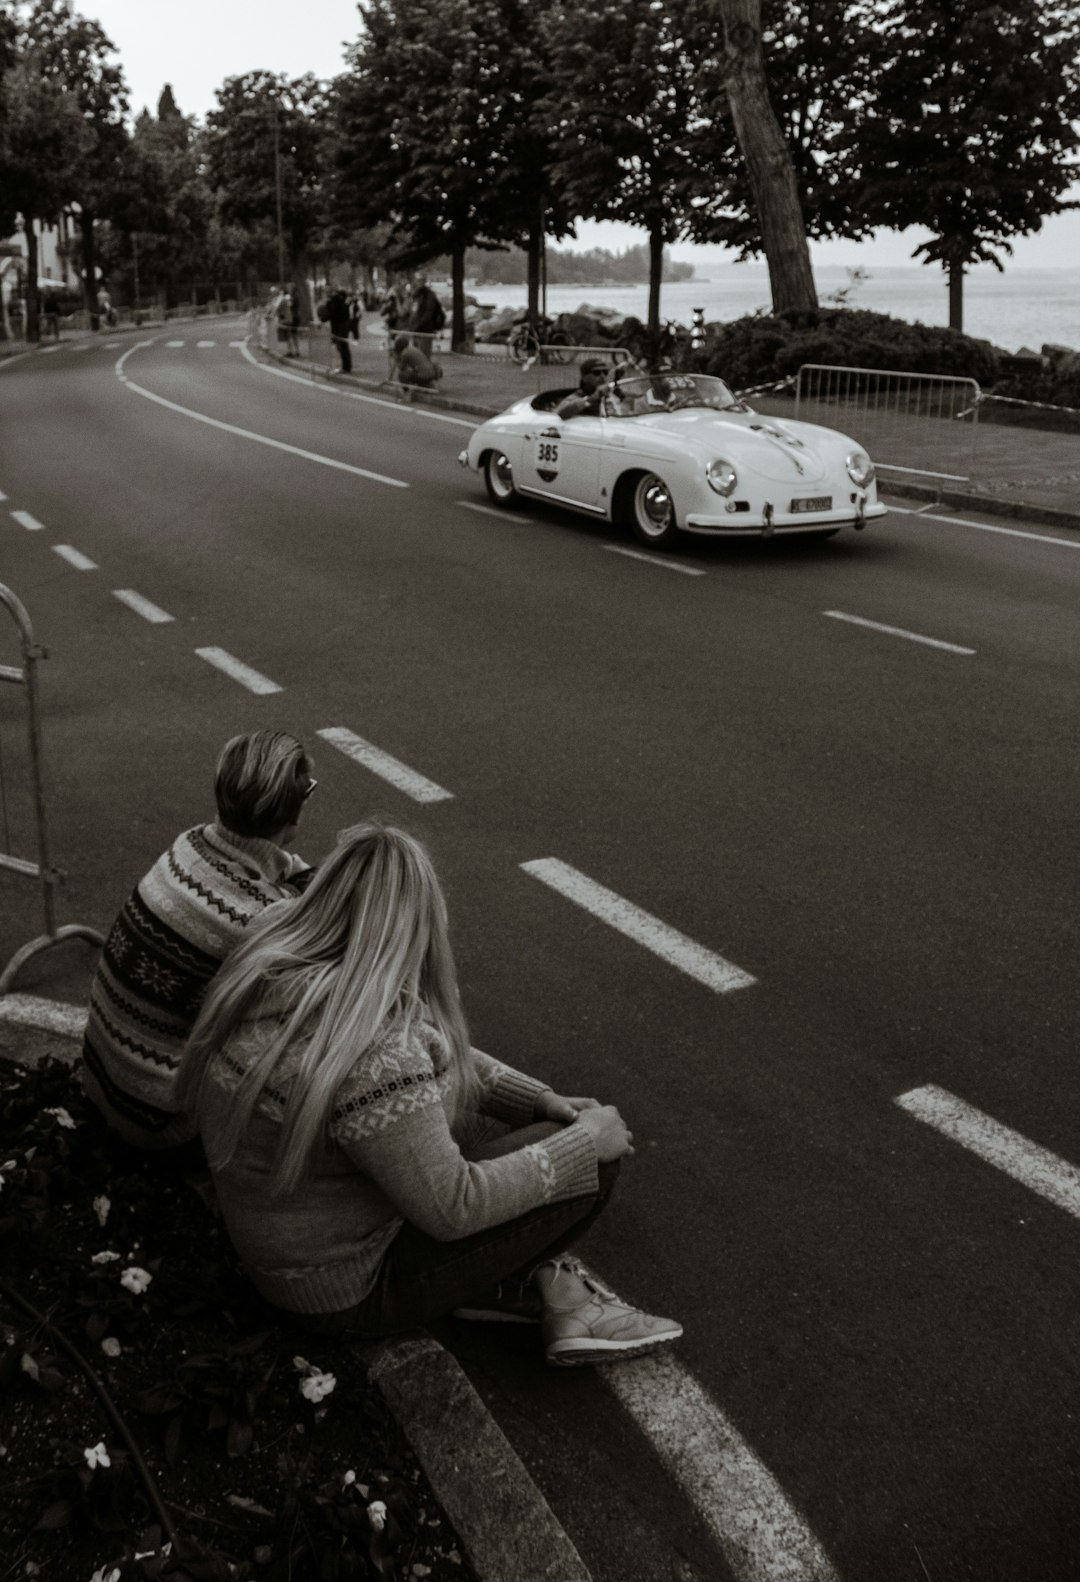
[630,409,836,483]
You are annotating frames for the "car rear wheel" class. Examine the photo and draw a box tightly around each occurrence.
[630,472,679,548]
[484,450,520,506]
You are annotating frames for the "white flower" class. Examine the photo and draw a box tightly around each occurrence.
[100,1337,122,1358]
[342,1469,356,1486]
[84,1442,111,1470]
[43,1107,75,1129]
[89,1567,121,1582]
[93,1195,111,1226]
[92,1251,121,1265]
[367,1499,388,1532]
[299,1370,336,1403]
[120,1266,152,1295]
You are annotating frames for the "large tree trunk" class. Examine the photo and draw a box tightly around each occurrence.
[717,0,817,314]
[451,239,467,352]
[948,260,963,332]
[79,212,100,330]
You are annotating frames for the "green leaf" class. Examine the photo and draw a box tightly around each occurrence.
[36,1498,75,1528]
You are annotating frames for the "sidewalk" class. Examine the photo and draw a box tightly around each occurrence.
[0,999,593,1582]
[273,321,1080,531]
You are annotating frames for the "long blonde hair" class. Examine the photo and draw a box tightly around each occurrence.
[177,821,472,1195]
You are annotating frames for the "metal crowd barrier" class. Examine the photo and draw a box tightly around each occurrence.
[794,363,981,484]
[0,584,104,993]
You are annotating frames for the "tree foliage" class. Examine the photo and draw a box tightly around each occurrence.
[852,0,1080,329]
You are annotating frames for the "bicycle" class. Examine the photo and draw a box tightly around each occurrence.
[506,313,574,365]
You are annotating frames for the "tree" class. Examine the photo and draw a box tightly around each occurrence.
[539,0,731,339]
[204,72,327,321]
[0,42,91,339]
[27,1,130,328]
[712,0,818,312]
[332,0,544,348]
[853,0,1080,331]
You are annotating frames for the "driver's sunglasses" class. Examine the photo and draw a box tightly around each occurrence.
[301,776,318,801]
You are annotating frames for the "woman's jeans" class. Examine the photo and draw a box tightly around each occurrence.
[298,1121,618,1339]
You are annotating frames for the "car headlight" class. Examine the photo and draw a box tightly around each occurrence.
[706,458,737,496]
[846,451,875,488]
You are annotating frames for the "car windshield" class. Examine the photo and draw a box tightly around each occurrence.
[601,373,748,418]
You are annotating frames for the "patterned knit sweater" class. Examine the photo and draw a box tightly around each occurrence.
[198,1015,599,1315]
[81,823,311,1148]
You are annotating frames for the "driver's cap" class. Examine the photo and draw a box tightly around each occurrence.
[581,357,608,376]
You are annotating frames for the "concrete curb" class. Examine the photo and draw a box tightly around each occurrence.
[359,1334,592,1582]
[0,995,592,1582]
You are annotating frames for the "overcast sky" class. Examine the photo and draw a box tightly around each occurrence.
[84,0,1079,274]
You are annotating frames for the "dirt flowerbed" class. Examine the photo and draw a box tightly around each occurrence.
[0,1057,478,1582]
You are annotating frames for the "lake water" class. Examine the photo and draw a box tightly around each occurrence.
[469,264,1079,354]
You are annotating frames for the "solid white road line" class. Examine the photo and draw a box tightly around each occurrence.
[0,993,86,1039]
[317,726,454,804]
[895,505,1080,552]
[608,1352,840,1582]
[603,544,705,576]
[116,344,409,488]
[896,1084,1080,1220]
[521,857,756,994]
[878,461,968,481]
[11,510,45,531]
[112,589,175,624]
[195,646,282,695]
[52,544,97,571]
[823,610,975,655]
[238,339,476,428]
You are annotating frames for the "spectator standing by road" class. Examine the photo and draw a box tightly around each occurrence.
[81,730,317,1149]
[408,273,445,357]
[177,822,683,1366]
[318,287,354,373]
[42,292,60,339]
[381,287,401,331]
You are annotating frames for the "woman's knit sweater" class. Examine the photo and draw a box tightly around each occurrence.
[199,1015,599,1315]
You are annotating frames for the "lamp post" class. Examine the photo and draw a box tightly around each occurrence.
[273,96,286,287]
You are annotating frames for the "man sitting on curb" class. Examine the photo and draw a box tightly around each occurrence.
[81,730,317,1150]
[392,333,442,392]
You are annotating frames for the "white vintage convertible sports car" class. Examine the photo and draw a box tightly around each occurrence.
[458,371,887,550]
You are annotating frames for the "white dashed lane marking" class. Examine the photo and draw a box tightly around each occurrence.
[166,339,185,347]
[52,544,97,571]
[318,726,454,804]
[197,340,216,348]
[454,499,529,522]
[112,589,175,624]
[603,544,705,576]
[11,510,45,531]
[40,345,59,354]
[195,647,282,695]
[521,858,756,994]
[823,610,976,655]
[896,1085,1080,1220]
[0,490,7,502]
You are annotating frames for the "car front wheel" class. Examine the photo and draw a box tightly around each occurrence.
[484,450,520,507]
[630,472,679,548]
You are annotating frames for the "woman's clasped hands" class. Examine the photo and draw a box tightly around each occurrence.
[533,1089,635,1161]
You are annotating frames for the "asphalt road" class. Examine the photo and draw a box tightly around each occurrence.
[2,322,1079,1582]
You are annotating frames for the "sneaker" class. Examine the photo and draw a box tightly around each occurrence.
[541,1260,682,1367]
[451,1276,542,1325]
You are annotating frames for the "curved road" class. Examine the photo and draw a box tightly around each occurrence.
[2,323,1079,1582]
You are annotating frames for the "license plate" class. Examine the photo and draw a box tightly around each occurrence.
[791,495,832,513]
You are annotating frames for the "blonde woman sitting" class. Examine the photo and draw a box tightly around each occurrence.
[176,823,681,1368]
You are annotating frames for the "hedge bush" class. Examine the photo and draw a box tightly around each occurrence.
[701,307,1001,392]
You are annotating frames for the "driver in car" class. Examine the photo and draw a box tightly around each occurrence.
[555,356,610,420]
